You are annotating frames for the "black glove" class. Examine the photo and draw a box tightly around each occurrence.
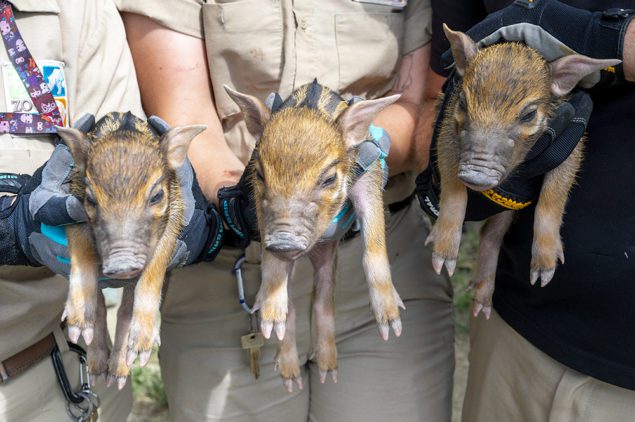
[441,0,633,88]
[217,162,259,249]
[416,73,593,222]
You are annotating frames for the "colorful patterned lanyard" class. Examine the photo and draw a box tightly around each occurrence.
[0,0,62,134]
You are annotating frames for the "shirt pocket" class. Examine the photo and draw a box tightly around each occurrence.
[335,12,404,97]
[202,0,283,120]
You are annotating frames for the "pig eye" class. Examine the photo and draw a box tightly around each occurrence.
[519,108,537,123]
[150,189,164,205]
[321,174,337,187]
[85,193,97,207]
[458,93,467,112]
[255,169,264,182]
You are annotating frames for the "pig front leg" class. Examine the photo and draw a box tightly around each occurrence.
[107,285,134,390]
[426,172,468,277]
[531,143,583,286]
[254,250,294,340]
[309,241,338,384]
[86,290,110,385]
[274,289,303,393]
[125,225,174,368]
[349,166,404,340]
[470,211,513,319]
[64,224,99,345]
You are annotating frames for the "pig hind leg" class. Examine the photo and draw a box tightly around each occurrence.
[349,165,404,340]
[64,224,99,346]
[274,287,303,393]
[87,290,110,385]
[309,241,338,384]
[470,211,513,319]
[107,285,134,390]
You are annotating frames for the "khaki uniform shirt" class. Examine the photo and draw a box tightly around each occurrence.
[0,0,143,360]
[117,0,432,204]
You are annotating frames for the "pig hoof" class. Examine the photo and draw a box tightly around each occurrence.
[139,350,152,368]
[282,376,303,393]
[445,259,457,277]
[424,232,436,246]
[390,318,403,337]
[126,350,137,367]
[90,374,102,388]
[260,320,274,339]
[319,368,338,384]
[68,326,81,344]
[106,374,128,390]
[472,302,491,319]
[431,254,444,275]
[274,321,286,340]
[378,322,390,341]
[529,267,556,287]
[82,327,94,345]
[431,254,457,276]
[540,268,556,287]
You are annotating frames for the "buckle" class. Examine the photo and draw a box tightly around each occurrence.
[514,0,538,9]
[603,8,635,19]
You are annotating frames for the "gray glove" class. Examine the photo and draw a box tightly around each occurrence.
[319,123,390,242]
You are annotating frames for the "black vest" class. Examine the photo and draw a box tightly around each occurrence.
[431,0,635,389]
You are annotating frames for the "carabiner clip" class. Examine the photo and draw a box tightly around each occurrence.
[233,254,256,314]
[51,343,101,421]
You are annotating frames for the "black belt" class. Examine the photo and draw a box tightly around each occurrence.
[387,193,413,214]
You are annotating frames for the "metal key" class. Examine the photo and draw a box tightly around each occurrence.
[241,331,264,379]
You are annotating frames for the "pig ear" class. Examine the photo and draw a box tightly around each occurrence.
[56,126,90,172]
[224,85,270,139]
[161,125,207,169]
[337,94,400,150]
[549,55,621,96]
[443,24,478,77]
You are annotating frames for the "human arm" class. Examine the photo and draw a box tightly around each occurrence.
[120,13,244,204]
[374,44,430,175]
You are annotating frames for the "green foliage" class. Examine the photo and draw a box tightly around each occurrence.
[451,222,482,334]
[131,356,168,410]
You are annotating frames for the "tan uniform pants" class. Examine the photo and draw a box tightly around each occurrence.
[463,310,635,422]
[160,200,454,422]
[0,326,131,422]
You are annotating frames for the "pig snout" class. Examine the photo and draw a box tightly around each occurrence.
[458,157,505,191]
[264,231,308,260]
[102,251,145,279]
[458,168,499,191]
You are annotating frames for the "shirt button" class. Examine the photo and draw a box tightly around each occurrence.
[300,19,308,30]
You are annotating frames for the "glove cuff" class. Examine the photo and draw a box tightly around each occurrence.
[196,204,225,262]
[217,185,251,248]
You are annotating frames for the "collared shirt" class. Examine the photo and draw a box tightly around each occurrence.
[117,0,432,204]
[0,0,143,360]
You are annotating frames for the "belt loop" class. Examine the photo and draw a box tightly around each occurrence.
[53,325,70,354]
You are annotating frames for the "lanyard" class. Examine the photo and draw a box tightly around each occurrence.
[0,1,63,134]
